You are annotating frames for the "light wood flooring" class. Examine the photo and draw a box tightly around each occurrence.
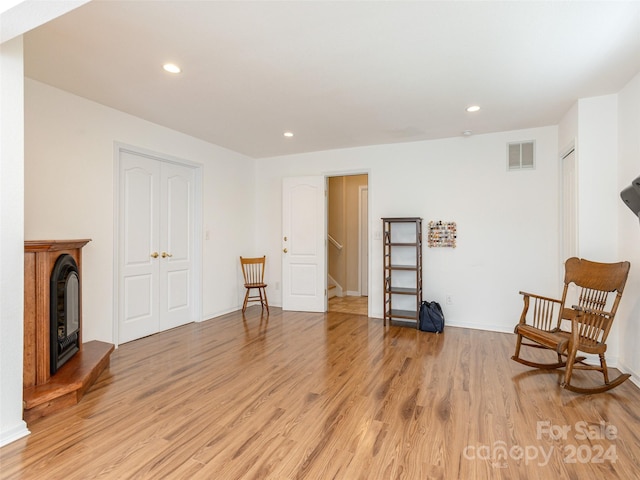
[327,295,368,316]
[2,307,640,479]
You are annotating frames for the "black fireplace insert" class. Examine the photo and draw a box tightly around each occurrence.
[50,254,81,375]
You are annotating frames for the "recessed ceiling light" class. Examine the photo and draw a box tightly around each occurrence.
[283,131,294,138]
[163,63,181,74]
[466,105,480,113]
[462,130,473,136]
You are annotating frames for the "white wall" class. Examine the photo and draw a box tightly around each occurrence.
[617,71,640,381]
[558,102,578,154]
[576,95,620,261]
[255,126,560,332]
[557,94,635,367]
[559,96,623,263]
[559,94,628,364]
[25,79,256,343]
[0,35,30,448]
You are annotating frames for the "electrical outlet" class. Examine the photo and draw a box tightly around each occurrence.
[275,281,280,291]
[446,295,453,305]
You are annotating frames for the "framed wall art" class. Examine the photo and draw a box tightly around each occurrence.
[427,221,457,248]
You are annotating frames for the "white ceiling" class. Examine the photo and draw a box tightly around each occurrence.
[24,0,640,159]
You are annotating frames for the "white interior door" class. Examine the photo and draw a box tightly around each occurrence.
[119,152,160,342]
[282,176,326,312]
[159,162,195,330]
[118,149,196,343]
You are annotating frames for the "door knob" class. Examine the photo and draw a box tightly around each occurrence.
[150,252,159,258]
[161,252,173,258]
[283,248,288,253]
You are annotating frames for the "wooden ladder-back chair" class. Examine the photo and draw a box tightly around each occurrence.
[512,257,631,394]
[240,256,269,314]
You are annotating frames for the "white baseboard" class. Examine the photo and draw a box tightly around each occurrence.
[444,321,514,334]
[0,421,29,448]
[616,359,640,389]
[200,306,244,321]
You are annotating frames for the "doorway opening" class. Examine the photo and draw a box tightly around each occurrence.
[327,174,369,316]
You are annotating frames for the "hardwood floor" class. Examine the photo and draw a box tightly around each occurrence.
[2,307,640,479]
[328,295,368,315]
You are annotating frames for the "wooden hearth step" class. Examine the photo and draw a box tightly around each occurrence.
[23,340,114,423]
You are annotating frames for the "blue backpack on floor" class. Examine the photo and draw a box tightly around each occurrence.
[419,301,445,333]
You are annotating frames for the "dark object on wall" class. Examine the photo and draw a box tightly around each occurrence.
[620,175,640,220]
[419,301,445,333]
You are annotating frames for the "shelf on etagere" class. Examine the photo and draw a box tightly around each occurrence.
[385,286,418,294]
[385,309,419,320]
[382,217,423,328]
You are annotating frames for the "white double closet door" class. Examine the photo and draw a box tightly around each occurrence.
[118,149,196,344]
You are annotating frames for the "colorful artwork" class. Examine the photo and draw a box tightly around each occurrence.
[428,221,457,248]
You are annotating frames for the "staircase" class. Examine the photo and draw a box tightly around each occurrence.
[327,276,341,299]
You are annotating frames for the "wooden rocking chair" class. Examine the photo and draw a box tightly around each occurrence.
[512,257,631,394]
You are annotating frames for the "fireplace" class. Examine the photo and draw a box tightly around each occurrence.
[23,239,114,423]
[50,254,81,375]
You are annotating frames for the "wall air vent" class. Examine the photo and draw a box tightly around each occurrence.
[507,141,535,170]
